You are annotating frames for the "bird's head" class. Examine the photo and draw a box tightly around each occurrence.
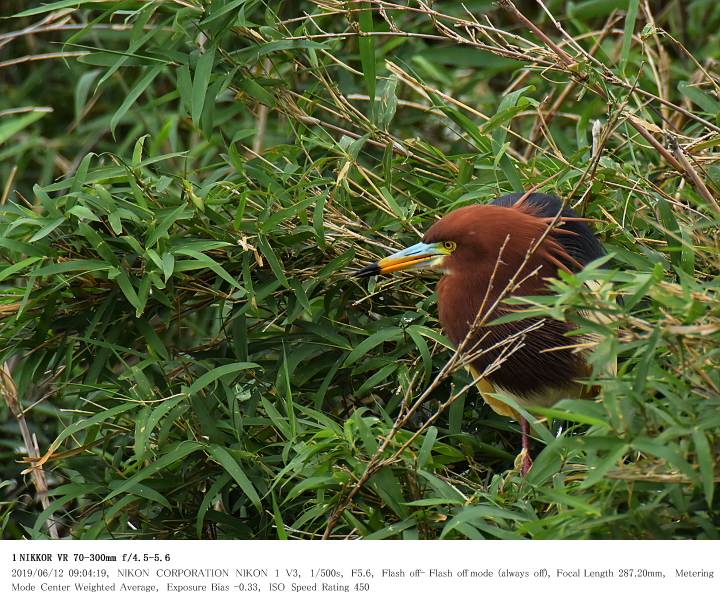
[355,203,578,280]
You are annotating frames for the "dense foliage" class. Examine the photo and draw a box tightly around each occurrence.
[1,0,719,539]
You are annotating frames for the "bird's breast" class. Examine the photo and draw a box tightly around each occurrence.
[437,273,587,401]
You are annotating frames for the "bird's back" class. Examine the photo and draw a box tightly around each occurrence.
[490,192,605,268]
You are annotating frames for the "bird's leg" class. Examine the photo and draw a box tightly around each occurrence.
[519,416,532,476]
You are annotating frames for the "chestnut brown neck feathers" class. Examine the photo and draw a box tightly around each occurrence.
[423,194,604,397]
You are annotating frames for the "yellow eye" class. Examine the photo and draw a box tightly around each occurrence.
[443,241,456,252]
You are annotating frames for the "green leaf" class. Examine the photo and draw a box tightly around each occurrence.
[186,362,259,397]
[632,438,697,479]
[110,65,164,137]
[206,444,261,510]
[536,487,601,516]
[355,364,397,396]
[678,81,720,114]
[378,75,398,130]
[118,482,172,509]
[487,391,554,444]
[417,470,465,503]
[104,441,204,502]
[365,517,417,540]
[271,492,288,540]
[352,408,378,455]
[692,432,714,507]
[68,205,100,223]
[441,505,527,538]
[256,235,289,288]
[620,0,640,75]
[343,327,403,368]
[489,86,533,190]
[196,475,231,538]
[14,0,106,17]
[526,403,610,429]
[34,259,112,276]
[285,475,339,501]
[29,217,65,243]
[45,402,140,456]
[192,45,216,127]
[0,110,50,145]
[237,77,275,106]
[417,426,438,469]
[581,444,628,488]
[176,64,192,114]
[0,257,42,281]
[161,252,175,282]
[174,248,245,292]
[134,395,184,462]
[358,2,376,118]
[115,270,142,314]
[200,0,250,26]
[74,69,100,121]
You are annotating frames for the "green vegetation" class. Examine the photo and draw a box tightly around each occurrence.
[1,0,719,539]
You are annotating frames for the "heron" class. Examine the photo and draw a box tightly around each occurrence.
[355,192,607,474]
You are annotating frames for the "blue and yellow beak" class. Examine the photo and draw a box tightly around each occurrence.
[355,241,452,277]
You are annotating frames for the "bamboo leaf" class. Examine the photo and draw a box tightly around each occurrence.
[0,110,50,145]
[104,441,204,501]
[692,432,714,507]
[358,2,376,119]
[192,45,216,126]
[206,444,261,510]
[343,327,403,368]
[110,65,164,137]
[620,0,640,75]
[186,362,259,397]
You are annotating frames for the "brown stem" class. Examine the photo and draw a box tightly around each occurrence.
[1,362,59,539]
[668,137,720,213]
[524,11,621,158]
[497,0,576,66]
[501,0,715,205]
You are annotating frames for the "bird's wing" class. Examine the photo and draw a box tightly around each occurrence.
[466,279,616,419]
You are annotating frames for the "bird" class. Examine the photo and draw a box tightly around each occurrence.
[355,192,607,475]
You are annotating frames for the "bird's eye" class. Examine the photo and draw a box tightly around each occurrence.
[443,241,456,252]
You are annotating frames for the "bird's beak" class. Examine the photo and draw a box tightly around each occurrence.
[355,242,450,277]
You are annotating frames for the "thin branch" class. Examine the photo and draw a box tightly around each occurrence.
[0,362,59,539]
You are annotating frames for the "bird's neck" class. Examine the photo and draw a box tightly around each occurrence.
[436,252,555,346]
